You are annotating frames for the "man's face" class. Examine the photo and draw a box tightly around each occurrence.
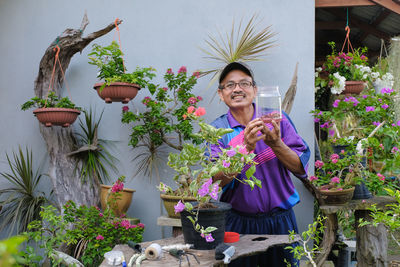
[218,69,257,109]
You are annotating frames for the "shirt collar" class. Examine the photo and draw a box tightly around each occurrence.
[227,103,256,128]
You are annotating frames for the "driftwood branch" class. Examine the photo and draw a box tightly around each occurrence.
[282,62,299,114]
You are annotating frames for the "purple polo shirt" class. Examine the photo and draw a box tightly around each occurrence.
[210,106,310,214]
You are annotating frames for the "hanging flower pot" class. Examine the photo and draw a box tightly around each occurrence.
[33,107,80,127]
[94,82,140,104]
[318,185,355,205]
[342,81,366,95]
[160,194,196,219]
[180,201,231,250]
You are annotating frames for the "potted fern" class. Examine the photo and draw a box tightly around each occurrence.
[88,41,156,103]
[21,92,81,127]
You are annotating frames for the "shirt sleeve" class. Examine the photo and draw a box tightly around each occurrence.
[281,115,310,179]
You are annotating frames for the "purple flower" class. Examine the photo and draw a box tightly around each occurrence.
[381,88,394,94]
[381,104,389,110]
[209,184,219,200]
[397,121,400,126]
[198,178,213,197]
[333,99,340,108]
[329,129,335,136]
[96,235,104,240]
[174,200,185,214]
[314,118,320,123]
[226,149,236,157]
[362,95,368,99]
[366,106,375,112]
[222,160,230,168]
[392,147,399,154]
[205,233,215,242]
[373,121,380,126]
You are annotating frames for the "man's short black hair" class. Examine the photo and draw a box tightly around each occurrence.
[218,62,255,87]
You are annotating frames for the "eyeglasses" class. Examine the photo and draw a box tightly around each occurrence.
[219,80,254,91]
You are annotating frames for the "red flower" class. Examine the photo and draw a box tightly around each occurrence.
[194,107,206,117]
[122,106,129,112]
[192,71,200,78]
[178,66,187,74]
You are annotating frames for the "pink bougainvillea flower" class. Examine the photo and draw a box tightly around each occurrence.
[178,66,187,74]
[222,160,231,168]
[362,200,366,203]
[315,160,324,169]
[198,178,213,197]
[197,96,203,101]
[96,235,104,240]
[314,118,320,123]
[194,107,206,117]
[111,180,124,193]
[381,88,394,94]
[362,95,368,99]
[99,213,104,217]
[174,200,185,214]
[192,71,200,78]
[188,97,197,104]
[166,68,174,75]
[205,233,215,242]
[238,145,249,155]
[379,144,384,150]
[187,106,195,114]
[397,120,400,126]
[226,149,236,157]
[121,220,130,230]
[366,106,375,112]
[182,114,187,120]
[337,188,343,191]
[392,146,399,154]
[377,173,385,181]
[373,121,380,126]
[332,99,340,108]
[162,87,168,91]
[95,206,100,211]
[331,177,340,183]
[130,224,137,229]
[122,106,129,112]
[381,104,389,109]
[309,176,318,181]
[329,129,335,137]
[138,223,145,228]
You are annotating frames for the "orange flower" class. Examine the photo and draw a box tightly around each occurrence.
[182,114,187,120]
[187,106,195,114]
[194,107,206,117]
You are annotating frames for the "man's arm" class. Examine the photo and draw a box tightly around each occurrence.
[213,171,238,188]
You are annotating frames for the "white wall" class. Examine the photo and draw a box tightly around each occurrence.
[0,0,315,241]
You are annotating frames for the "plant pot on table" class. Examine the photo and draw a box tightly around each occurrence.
[318,185,355,205]
[33,107,81,127]
[94,82,140,104]
[180,201,231,250]
[160,194,196,219]
[100,184,135,217]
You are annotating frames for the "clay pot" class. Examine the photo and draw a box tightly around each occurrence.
[160,194,196,219]
[94,82,140,103]
[100,184,135,217]
[33,108,80,127]
[342,81,366,95]
[319,185,355,205]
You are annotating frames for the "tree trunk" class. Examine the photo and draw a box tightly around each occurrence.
[33,13,122,208]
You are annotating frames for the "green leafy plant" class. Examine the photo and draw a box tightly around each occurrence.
[21,91,80,111]
[359,188,400,248]
[72,108,118,184]
[24,199,145,267]
[285,215,326,267]
[0,235,28,267]
[121,66,204,178]
[0,146,49,234]
[88,41,156,91]
[158,111,261,240]
[200,14,276,86]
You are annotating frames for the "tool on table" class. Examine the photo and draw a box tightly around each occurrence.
[168,248,200,267]
[127,241,144,253]
[215,243,236,264]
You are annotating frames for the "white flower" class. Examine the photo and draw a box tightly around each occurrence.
[315,72,319,78]
[371,72,380,79]
[316,67,322,72]
[331,72,346,94]
[362,74,367,80]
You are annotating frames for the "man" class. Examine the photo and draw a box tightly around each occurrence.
[211,62,310,266]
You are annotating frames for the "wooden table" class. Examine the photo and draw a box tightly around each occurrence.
[99,234,299,267]
[315,196,396,267]
[157,216,182,238]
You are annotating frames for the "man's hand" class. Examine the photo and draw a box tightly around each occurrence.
[243,118,265,152]
[261,119,282,148]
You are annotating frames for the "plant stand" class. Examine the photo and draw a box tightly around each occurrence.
[157,216,182,238]
[316,196,396,267]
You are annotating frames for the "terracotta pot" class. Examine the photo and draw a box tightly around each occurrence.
[160,194,196,219]
[100,184,135,217]
[33,108,80,127]
[94,82,140,103]
[342,81,366,95]
[318,186,355,205]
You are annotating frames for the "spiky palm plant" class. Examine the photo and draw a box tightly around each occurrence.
[0,147,48,235]
[72,108,118,185]
[200,14,277,87]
